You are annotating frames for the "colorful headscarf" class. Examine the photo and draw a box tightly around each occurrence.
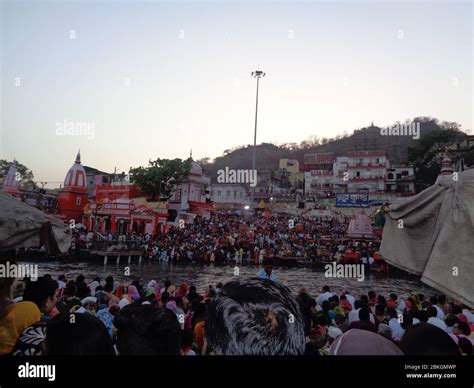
[127,285,140,301]
[0,301,41,355]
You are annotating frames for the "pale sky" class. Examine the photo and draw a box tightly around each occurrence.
[1,0,472,188]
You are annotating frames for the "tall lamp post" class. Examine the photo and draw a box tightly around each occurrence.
[251,70,265,205]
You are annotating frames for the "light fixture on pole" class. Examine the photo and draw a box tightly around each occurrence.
[250,70,265,206]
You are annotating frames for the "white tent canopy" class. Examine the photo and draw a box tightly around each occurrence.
[380,169,474,307]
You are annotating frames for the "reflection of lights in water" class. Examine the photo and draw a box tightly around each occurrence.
[17,260,437,299]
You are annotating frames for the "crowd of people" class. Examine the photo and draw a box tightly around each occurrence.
[75,211,381,266]
[0,270,472,356]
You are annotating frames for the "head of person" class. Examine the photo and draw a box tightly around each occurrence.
[205,278,305,355]
[415,309,429,323]
[384,307,398,321]
[114,302,181,355]
[429,295,438,306]
[368,291,376,300]
[322,285,330,293]
[23,276,59,315]
[263,259,273,275]
[358,307,370,322]
[453,321,471,337]
[400,323,460,355]
[58,275,66,283]
[426,306,437,318]
[44,313,114,355]
[330,329,403,355]
[437,294,446,305]
[445,314,459,328]
[389,293,397,301]
[75,275,85,284]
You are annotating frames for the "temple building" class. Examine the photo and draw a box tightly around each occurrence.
[2,159,21,196]
[169,160,214,222]
[55,152,89,223]
[84,180,169,235]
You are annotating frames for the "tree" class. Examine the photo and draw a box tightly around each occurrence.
[130,158,192,201]
[407,125,466,191]
[0,159,34,189]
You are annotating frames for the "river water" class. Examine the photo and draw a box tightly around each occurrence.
[17,259,437,300]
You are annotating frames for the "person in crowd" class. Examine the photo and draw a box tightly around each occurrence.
[22,276,59,320]
[316,285,333,306]
[256,259,277,281]
[43,313,115,355]
[114,302,181,355]
[205,278,305,355]
[347,307,377,333]
[400,323,460,355]
[0,301,41,355]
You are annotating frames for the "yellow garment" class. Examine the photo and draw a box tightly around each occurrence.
[0,301,41,355]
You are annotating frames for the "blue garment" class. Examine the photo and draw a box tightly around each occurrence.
[256,269,277,281]
[96,309,114,337]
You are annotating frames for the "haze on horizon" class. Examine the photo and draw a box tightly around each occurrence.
[1,0,472,188]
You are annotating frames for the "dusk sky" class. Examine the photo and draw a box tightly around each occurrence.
[1,0,472,188]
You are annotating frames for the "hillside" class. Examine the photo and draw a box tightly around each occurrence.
[201,117,452,182]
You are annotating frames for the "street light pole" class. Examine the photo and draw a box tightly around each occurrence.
[251,70,265,205]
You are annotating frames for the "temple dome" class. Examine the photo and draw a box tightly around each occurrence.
[63,151,87,191]
[190,161,203,176]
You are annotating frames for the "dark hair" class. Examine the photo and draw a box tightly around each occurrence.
[445,314,458,328]
[340,294,347,301]
[205,278,305,355]
[161,291,170,305]
[429,296,438,305]
[181,330,194,348]
[23,277,58,312]
[76,275,85,283]
[354,300,362,310]
[58,275,66,282]
[400,323,460,355]
[360,295,369,305]
[418,293,424,302]
[437,294,446,304]
[76,282,90,300]
[368,290,376,299]
[64,281,77,297]
[455,321,471,336]
[115,302,181,355]
[415,309,429,323]
[375,304,385,316]
[377,295,386,305]
[451,304,462,315]
[104,283,113,293]
[164,280,171,288]
[322,285,330,293]
[385,307,397,320]
[458,337,472,355]
[44,313,114,355]
[400,312,413,330]
[426,306,437,318]
[389,293,397,301]
[358,307,370,321]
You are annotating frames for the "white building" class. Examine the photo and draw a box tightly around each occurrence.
[169,161,214,221]
[346,150,389,193]
[211,184,248,205]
